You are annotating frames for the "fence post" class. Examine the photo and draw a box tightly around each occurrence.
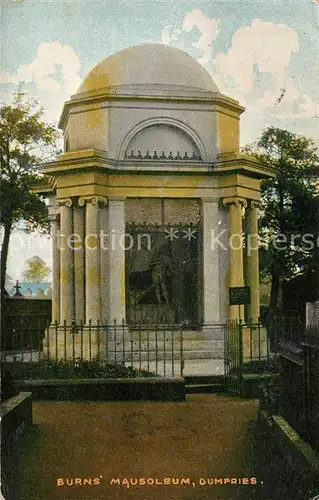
[88,319,92,362]
[303,343,311,440]
[147,325,150,374]
[180,325,184,378]
[130,324,134,369]
[138,323,142,371]
[55,320,58,361]
[171,326,175,378]
[163,324,166,378]
[97,320,101,361]
[72,319,75,362]
[249,319,253,363]
[238,319,244,365]
[122,319,125,365]
[113,319,117,363]
[63,320,67,361]
[80,320,84,361]
[155,324,158,375]
[224,322,228,390]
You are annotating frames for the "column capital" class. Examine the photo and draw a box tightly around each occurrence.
[248,200,262,210]
[54,198,73,209]
[222,196,247,209]
[78,196,107,207]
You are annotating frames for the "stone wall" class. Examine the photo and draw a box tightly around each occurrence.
[306,300,319,328]
[125,198,201,225]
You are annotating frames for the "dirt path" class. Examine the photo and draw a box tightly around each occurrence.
[10,394,302,499]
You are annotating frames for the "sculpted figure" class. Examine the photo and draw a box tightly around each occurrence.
[149,244,173,304]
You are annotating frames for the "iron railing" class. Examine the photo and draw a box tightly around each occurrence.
[267,315,306,350]
[1,320,185,378]
[303,340,319,451]
[3,315,314,386]
[278,338,319,452]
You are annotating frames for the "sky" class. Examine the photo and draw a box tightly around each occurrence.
[1,0,318,281]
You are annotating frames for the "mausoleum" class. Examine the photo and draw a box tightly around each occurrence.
[38,43,274,350]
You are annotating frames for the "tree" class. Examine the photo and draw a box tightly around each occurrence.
[0,91,57,294]
[4,273,13,291]
[244,127,319,314]
[23,255,50,283]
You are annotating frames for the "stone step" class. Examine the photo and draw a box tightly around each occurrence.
[109,339,224,349]
[182,359,225,376]
[185,383,224,394]
[106,329,225,342]
[109,349,224,361]
[184,375,224,385]
[124,358,225,377]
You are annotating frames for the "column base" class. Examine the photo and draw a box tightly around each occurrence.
[42,325,107,361]
[242,325,269,361]
[202,323,224,340]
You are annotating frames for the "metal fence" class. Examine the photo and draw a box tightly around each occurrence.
[303,340,319,451]
[2,315,310,385]
[1,319,185,378]
[278,333,319,452]
[267,315,306,350]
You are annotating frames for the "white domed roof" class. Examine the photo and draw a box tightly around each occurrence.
[77,43,219,95]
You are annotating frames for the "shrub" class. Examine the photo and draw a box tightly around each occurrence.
[2,359,157,381]
[1,365,19,402]
[259,378,284,414]
[234,356,280,375]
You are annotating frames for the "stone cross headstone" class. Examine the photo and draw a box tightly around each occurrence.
[13,280,23,297]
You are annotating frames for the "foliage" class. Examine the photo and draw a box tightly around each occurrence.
[244,127,319,311]
[233,356,280,374]
[4,273,13,290]
[2,359,157,380]
[259,378,284,414]
[0,91,57,292]
[0,365,19,402]
[23,255,50,283]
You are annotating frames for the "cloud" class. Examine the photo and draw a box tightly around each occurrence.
[215,19,299,96]
[273,92,318,120]
[0,42,83,125]
[1,41,82,96]
[182,9,219,65]
[212,19,318,121]
[161,10,219,65]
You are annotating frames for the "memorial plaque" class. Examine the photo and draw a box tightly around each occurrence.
[229,287,251,305]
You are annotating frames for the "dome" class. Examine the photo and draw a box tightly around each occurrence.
[77,43,219,95]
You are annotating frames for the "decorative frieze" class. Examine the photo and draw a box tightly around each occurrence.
[125,150,202,161]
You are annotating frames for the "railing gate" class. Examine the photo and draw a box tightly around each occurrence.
[224,319,243,395]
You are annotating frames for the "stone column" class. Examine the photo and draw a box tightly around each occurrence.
[108,197,126,324]
[81,196,101,324]
[100,201,109,324]
[59,198,74,323]
[246,201,261,323]
[202,198,221,326]
[73,203,85,323]
[223,197,247,320]
[49,213,60,324]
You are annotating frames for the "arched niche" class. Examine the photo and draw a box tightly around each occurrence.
[120,119,206,161]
